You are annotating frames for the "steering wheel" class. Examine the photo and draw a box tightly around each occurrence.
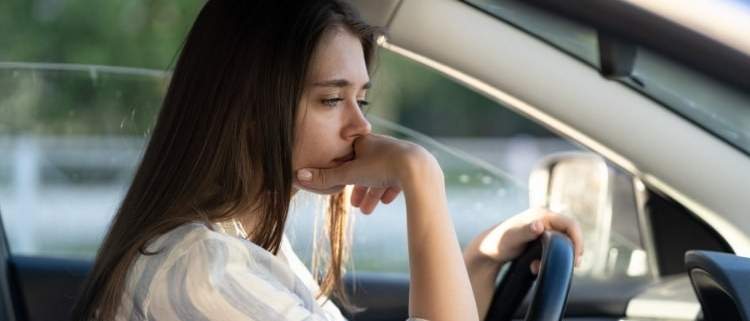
[484,231,575,321]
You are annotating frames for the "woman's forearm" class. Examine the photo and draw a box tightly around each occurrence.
[399,153,479,321]
[464,242,503,320]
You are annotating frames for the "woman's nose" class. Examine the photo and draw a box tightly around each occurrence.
[342,101,371,139]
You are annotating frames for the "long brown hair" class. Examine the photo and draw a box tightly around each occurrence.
[71,1,379,320]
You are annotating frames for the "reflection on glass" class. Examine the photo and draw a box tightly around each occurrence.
[0,64,167,258]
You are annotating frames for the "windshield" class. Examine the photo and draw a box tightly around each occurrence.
[467,0,750,155]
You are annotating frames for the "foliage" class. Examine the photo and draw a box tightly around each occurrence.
[0,0,553,138]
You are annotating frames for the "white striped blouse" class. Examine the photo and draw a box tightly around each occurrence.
[115,221,428,321]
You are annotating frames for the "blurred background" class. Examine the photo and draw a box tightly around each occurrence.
[0,0,648,280]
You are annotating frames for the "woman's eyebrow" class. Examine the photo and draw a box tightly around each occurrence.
[313,78,371,89]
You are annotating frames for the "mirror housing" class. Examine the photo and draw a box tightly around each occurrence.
[529,152,614,277]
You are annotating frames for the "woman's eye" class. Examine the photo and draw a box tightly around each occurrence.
[320,98,370,109]
[321,98,343,107]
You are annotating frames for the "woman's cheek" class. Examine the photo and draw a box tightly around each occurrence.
[294,142,328,169]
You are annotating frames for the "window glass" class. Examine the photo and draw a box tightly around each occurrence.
[0,65,166,258]
[626,49,750,154]
[466,0,599,67]
[468,0,750,155]
[0,1,202,69]
[0,0,203,258]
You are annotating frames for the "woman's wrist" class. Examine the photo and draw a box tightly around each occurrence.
[464,238,505,272]
[396,146,443,191]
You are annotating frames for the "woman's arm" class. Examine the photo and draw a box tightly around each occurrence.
[296,134,479,321]
[398,151,479,321]
[461,209,585,320]
[463,229,504,321]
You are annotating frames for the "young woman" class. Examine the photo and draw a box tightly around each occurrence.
[72,1,583,321]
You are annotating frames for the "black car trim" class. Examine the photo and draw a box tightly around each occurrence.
[0,210,19,321]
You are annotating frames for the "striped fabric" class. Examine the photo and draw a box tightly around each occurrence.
[114,221,428,321]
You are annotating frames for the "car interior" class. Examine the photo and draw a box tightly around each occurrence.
[1,0,750,321]
[0,167,741,321]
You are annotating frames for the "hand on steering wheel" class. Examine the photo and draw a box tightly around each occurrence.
[485,231,575,321]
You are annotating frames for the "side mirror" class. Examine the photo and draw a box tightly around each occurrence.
[528,152,649,278]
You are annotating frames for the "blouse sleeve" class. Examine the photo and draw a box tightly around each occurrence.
[145,236,343,321]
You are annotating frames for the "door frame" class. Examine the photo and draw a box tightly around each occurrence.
[0,210,18,321]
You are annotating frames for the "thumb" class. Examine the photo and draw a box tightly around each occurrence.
[296,165,350,190]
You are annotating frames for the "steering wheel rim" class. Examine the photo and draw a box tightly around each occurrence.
[484,231,575,321]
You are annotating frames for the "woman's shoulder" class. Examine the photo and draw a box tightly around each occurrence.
[138,223,217,258]
[120,222,341,321]
[135,221,302,281]
[123,223,280,307]
[137,221,272,268]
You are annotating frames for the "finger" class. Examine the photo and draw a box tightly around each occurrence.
[296,165,351,191]
[510,218,546,246]
[530,260,541,275]
[543,211,585,266]
[359,187,387,214]
[528,219,545,237]
[380,187,401,204]
[350,185,368,207]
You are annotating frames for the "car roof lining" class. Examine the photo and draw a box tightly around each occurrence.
[347,0,402,30]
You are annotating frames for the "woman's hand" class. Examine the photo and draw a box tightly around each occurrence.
[348,184,401,214]
[295,134,428,213]
[297,133,481,321]
[465,207,584,320]
[466,207,584,273]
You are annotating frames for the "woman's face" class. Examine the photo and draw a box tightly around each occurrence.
[293,27,372,195]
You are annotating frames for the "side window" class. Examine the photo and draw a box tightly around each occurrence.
[287,49,654,283]
[0,66,166,259]
[0,1,203,259]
